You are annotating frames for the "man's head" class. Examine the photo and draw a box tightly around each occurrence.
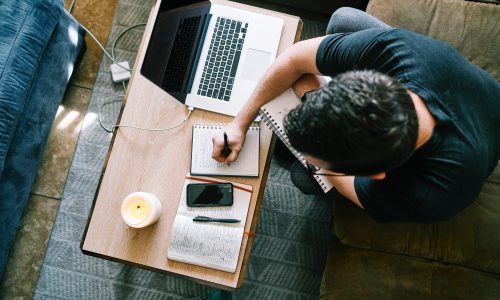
[284,70,418,176]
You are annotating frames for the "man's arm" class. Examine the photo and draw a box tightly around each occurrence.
[328,176,364,208]
[212,36,326,163]
[292,74,328,98]
[233,36,326,132]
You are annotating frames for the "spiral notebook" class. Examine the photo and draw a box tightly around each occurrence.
[259,89,334,193]
[190,124,260,177]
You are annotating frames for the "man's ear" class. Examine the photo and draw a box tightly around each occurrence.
[369,172,386,180]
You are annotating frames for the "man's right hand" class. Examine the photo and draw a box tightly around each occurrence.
[212,121,247,164]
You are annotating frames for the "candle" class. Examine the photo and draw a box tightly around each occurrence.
[121,192,162,228]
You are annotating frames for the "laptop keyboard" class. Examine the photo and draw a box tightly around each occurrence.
[197,17,248,101]
[163,16,202,92]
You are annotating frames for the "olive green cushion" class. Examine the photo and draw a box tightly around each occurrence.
[321,241,500,299]
[366,0,500,81]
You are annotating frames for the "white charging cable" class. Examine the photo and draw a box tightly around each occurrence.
[68,0,77,14]
[98,100,194,133]
[79,23,133,72]
[75,15,195,133]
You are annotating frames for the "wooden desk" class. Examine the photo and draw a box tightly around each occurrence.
[81,0,302,289]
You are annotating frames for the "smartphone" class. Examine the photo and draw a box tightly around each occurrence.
[186,183,233,207]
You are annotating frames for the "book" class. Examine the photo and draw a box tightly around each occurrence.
[167,175,252,273]
[259,88,334,193]
[190,123,260,177]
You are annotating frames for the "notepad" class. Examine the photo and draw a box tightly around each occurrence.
[167,175,252,273]
[190,124,260,177]
[260,89,334,193]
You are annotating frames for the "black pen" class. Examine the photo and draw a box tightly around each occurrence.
[193,216,241,223]
[222,132,231,157]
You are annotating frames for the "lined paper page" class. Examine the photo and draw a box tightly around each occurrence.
[168,216,243,273]
[190,124,260,177]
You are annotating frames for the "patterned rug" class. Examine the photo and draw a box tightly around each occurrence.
[34,1,330,299]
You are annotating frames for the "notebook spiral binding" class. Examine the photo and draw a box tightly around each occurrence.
[259,109,329,191]
[194,123,259,130]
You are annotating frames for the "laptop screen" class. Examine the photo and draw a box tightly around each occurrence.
[141,0,211,103]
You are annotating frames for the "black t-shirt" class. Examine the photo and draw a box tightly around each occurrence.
[316,28,500,223]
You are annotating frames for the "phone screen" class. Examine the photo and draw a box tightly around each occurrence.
[186,183,233,207]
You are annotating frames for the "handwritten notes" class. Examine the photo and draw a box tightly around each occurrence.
[190,124,260,177]
[169,216,242,271]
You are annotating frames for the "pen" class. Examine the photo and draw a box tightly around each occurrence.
[222,132,231,157]
[193,216,241,223]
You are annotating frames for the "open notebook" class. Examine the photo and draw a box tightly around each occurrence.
[260,89,334,193]
[190,123,260,177]
[167,175,252,273]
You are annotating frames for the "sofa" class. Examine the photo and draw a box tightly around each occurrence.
[320,0,500,298]
[0,0,85,280]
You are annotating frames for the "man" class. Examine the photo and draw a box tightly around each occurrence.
[211,8,500,223]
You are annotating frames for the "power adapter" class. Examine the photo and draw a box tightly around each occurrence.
[110,61,131,83]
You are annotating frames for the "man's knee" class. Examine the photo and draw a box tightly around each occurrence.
[326,7,364,34]
[326,7,390,35]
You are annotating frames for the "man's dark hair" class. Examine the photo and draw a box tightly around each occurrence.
[284,70,419,175]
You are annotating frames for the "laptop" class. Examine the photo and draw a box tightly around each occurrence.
[141,0,283,116]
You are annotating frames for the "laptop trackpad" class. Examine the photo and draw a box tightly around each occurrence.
[241,48,271,81]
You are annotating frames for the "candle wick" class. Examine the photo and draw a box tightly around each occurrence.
[137,206,140,209]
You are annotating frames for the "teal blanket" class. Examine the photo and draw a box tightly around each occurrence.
[0,0,85,280]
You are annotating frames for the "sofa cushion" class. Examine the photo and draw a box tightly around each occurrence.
[332,162,500,273]
[366,0,500,81]
[0,0,62,175]
[321,241,500,299]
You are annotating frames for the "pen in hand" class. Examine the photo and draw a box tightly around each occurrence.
[193,216,241,223]
[222,132,231,157]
